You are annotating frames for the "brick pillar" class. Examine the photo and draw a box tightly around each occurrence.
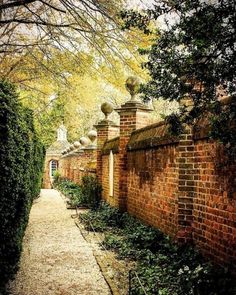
[94,119,119,184]
[176,97,195,243]
[116,100,152,211]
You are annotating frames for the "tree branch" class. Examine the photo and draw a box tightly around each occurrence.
[0,18,91,32]
[38,0,66,14]
[0,0,36,10]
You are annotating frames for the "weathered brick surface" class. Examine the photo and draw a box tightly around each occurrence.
[59,149,96,184]
[192,139,236,267]
[125,123,236,269]
[127,145,179,237]
[176,127,195,243]
[81,149,97,180]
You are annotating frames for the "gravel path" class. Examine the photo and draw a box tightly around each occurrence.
[8,189,111,295]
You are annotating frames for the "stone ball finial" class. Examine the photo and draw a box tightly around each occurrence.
[88,130,97,143]
[69,144,74,151]
[66,147,70,153]
[73,141,81,149]
[101,102,113,120]
[79,136,89,147]
[125,76,140,101]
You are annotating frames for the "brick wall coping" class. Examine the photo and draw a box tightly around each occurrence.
[127,120,179,151]
[102,136,120,155]
[115,101,152,113]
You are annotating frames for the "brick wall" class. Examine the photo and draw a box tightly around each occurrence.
[54,98,236,270]
[124,121,236,268]
[59,156,66,179]
[95,120,119,184]
[98,115,235,269]
[127,146,179,237]
[192,138,236,267]
[126,122,179,237]
[59,149,97,184]
[176,126,195,243]
[79,149,97,181]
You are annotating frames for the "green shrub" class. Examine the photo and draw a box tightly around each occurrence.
[55,178,85,207]
[95,201,122,227]
[53,170,61,183]
[69,187,85,207]
[55,176,102,209]
[0,80,45,293]
[80,175,102,209]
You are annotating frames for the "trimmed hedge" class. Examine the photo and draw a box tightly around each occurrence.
[0,80,45,293]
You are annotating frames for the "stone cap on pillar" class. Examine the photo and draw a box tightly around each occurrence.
[115,76,152,113]
[94,102,119,129]
[115,100,153,114]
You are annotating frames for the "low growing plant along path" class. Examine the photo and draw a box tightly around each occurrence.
[8,189,111,295]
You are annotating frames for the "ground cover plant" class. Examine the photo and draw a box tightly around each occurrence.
[79,202,235,295]
[55,175,102,210]
[0,80,45,293]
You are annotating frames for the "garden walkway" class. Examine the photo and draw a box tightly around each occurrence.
[8,189,111,295]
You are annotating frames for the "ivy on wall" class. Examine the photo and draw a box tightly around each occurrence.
[0,80,45,293]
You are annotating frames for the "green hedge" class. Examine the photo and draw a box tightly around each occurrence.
[0,80,45,292]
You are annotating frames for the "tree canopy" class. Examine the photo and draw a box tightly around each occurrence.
[0,0,159,146]
[0,0,130,84]
[0,0,123,56]
[9,27,154,146]
[122,0,236,155]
